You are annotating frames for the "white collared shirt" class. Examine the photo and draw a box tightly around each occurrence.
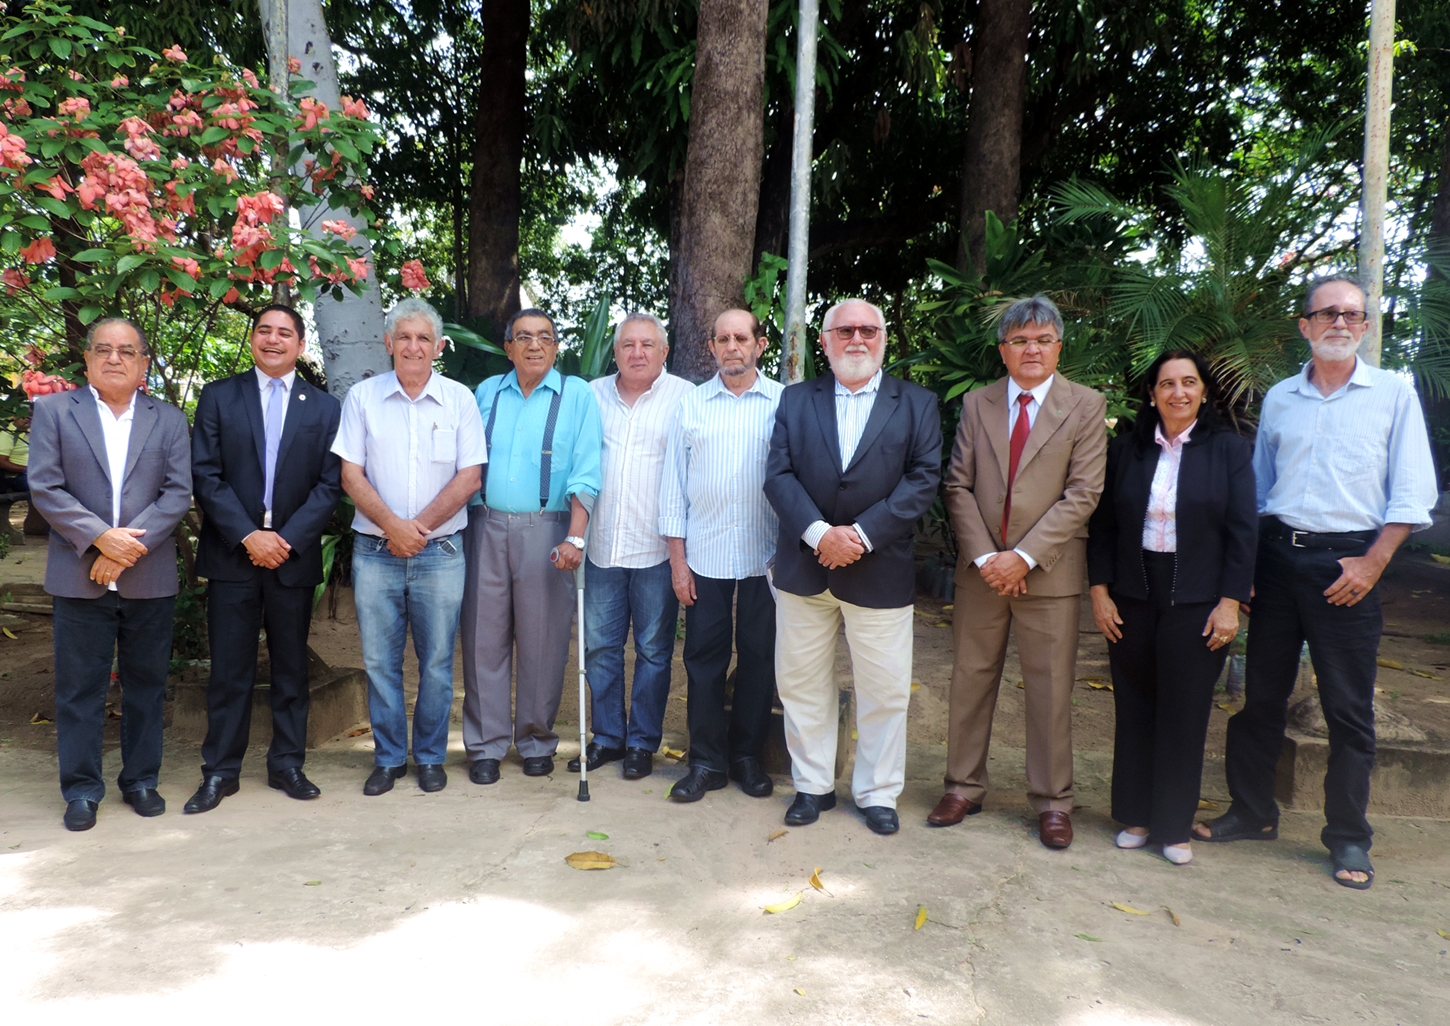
[331,370,487,539]
[802,370,884,552]
[1255,358,1438,533]
[589,370,694,568]
[658,371,783,579]
[1142,421,1195,552]
[254,366,297,433]
[89,386,137,591]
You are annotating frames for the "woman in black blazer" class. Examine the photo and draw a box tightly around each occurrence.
[1087,350,1257,864]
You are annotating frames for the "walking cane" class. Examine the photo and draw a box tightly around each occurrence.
[575,560,590,802]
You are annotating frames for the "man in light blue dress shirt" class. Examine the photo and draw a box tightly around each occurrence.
[1196,275,1438,890]
[461,308,603,784]
[660,309,783,802]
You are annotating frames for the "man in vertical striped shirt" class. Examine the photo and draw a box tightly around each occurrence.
[568,313,693,781]
[1196,274,1438,890]
[659,309,784,801]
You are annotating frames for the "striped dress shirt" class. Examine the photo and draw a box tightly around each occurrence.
[658,371,783,580]
[589,370,695,568]
[802,370,883,551]
[1255,359,1438,533]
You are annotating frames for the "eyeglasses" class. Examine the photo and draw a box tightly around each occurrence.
[1305,308,1368,325]
[509,331,557,346]
[826,325,881,341]
[1000,335,1061,349]
[90,345,144,361]
[711,333,757,347]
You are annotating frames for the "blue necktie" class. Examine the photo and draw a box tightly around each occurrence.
[263,377,284,515]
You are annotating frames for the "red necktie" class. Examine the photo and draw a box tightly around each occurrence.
[1001,391,1033,545]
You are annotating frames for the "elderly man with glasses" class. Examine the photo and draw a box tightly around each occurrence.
[462,308,602,785]
[1196,274,1438,890]
[935,294,1107,850]
[764,299,942,834]
[27,318,192,830]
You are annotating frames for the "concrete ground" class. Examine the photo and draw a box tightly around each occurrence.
[2,732,1447,1026]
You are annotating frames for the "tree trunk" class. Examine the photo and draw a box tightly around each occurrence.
[956,0,1031,275]
[670,0,768,380]
[277,0,391,398]
[465,0,528,338]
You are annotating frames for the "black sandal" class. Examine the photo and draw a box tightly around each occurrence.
[1330,845,1374,890]
[1194,809,1278,843]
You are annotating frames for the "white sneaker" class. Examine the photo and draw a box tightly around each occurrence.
[1163,843,1193,865]
[1115,829,1149,849]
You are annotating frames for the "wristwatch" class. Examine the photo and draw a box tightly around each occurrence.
[564,535,586,551]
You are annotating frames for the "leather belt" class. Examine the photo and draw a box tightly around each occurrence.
[1264,517,1375,551]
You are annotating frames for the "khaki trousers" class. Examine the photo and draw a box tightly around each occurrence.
[775,588,914,809]
[947,570,1081,814]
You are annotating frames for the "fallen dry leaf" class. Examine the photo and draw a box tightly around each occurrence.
[1438,929,1450,940]
[1376,658,1404,670]
[763,892,802,914]
[793,988,806,997]
[1198,799,1221,811]
[586,831,609,841]
[1217,702,1237,714]
[768,829,789,842]
[1015,680,1025,689]
[1075,933,1103,942]
[809,867,829,893]
[786,955,797,961]
[1112,902,1151,916]
[1430,553,1450,565]
[942,604,953,611]
[565,851,618,871]
[930,619,951,628]
[1410,669,1445,680]
[303,880,321,886]
[661,747,686,760]
[1,627,16,640]
[1084,680,1113,691]
[914,905,928,930]
[29,712,51,725]
[1165,907,1181,927]
[910,683,921,692]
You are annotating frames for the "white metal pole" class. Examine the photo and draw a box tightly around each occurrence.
[1358,0,1396,367]
[781,0,819,384]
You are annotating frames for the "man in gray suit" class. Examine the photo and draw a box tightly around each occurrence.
[27,318,192,831]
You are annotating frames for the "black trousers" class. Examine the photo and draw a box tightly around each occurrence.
[201,573,315,779]
[1225,527,1380,851]
[1108,551,1227,845]
[683,574,776,772]
[53,592,174,803]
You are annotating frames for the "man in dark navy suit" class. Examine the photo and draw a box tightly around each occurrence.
[764,299,942,834]
[184,305,343,812]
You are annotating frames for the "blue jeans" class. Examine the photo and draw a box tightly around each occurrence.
[583,558,678,751]
[352,532,465,768]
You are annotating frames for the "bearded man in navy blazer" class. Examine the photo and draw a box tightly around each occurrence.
[184,305,343,813]
[764,299,942,835]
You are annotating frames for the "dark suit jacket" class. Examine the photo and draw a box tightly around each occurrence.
[1087,425,1258,604]
[28,387,192,599]
[764,372,942,608]
[192,371,342,588]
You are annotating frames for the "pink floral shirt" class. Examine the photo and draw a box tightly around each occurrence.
[1141,421,1195,552]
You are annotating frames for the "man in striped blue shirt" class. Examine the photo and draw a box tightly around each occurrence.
[659,309,784,801]
[1197,274,1438,890]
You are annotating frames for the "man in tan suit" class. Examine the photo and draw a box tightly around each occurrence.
[933,295,1107,849]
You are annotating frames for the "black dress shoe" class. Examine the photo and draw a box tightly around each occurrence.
[567,742,626,773]
[267,768,321,800]
[363,764,406,796]
[729,757,774,798]
[669,765,728,802]
[183,775,239,814]
[622,748,653,780]
[416,764,448,792]
[522,756,554,777]
[861,806,899,835]
[123,788,166,816]
[63,799,97,831]
[784,791,837,826]
[468,758,501,785]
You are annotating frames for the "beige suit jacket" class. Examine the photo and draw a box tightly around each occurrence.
[943,374,1108,597]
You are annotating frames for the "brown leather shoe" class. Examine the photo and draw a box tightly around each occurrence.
[1038,811,1073,849]
[927,793,982,826]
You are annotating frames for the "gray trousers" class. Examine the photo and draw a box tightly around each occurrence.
[461,506,574,760]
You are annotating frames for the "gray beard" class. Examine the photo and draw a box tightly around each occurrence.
[720,363,753,378]
[1311,339,1359,362]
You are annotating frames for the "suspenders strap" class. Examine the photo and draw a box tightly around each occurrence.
[483,376,567,513]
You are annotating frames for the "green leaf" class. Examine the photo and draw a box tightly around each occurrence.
[48,37,71,60]
[164,267,196,289]
[17,214,50,231]
[34,197,72,218]
[77,304,104,325]
[138,269,160,292]
[208,277,231,300]
[331,137,359,163]
[71,248,115,264]
[115,253,147,274]
[1,231,20,255]
[586,831,609,841]
[199,126,231,146]
[259,248,285,271]
[41,286,81,301]
[41,137,68,159]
